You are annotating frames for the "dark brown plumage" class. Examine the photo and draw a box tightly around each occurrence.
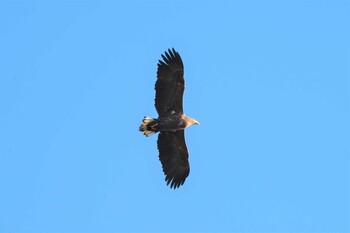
[139,48,199,189]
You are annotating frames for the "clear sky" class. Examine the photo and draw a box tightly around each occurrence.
[0,1,349,232]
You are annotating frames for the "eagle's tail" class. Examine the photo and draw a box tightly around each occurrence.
[139,116,157,136]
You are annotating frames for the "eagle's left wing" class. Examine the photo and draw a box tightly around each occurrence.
[157,130,190,189]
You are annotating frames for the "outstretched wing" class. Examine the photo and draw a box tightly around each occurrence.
[155,48,184,117]
[157,131,190,189]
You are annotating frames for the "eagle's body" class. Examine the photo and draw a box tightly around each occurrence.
[141,114,197,135]
[139,48,199,189]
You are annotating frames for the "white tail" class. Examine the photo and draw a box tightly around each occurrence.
[139,116,156,136]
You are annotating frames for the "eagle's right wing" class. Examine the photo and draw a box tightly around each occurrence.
[157,130,190,189]
[155,48,185,117]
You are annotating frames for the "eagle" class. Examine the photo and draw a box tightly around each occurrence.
[139,48,199,189]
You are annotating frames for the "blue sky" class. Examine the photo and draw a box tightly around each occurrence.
[0,1,349,232]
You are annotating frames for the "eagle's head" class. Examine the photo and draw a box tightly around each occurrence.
[183,115,200,128]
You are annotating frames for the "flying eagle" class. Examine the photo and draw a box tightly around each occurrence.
[139,48,199,189]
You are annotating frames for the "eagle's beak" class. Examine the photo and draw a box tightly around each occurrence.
[195,120,200,125]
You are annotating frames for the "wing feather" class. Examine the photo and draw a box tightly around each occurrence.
[157,131,190,189]
[155,48,184,117]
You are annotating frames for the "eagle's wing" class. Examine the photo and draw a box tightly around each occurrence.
[157,130,190,189]
[155,48,184,117]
